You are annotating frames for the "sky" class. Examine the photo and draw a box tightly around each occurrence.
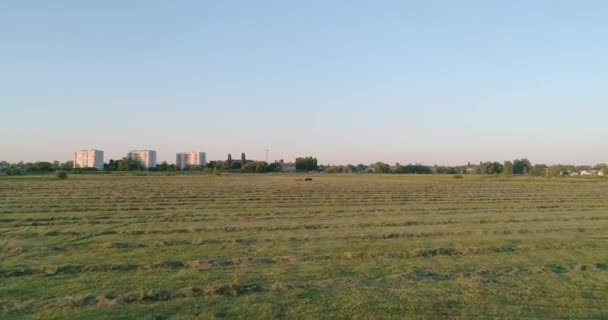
[1,1,607,165]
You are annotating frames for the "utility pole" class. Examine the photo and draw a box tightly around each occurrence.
[266,149,269,163]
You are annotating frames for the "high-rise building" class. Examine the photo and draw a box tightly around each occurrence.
[176,152,207,170]
[74,150,104,170]
[127,150,157,168]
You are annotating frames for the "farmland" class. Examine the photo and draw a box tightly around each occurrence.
[1,174,607,319]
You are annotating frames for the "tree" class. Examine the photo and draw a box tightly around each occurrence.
[188,165,204,171]
[227,154,233,168]
[546,166,563,177]
[267,162,281,172]
[34,162,54,171]
[156,161,169,171]
[240,161,281,173]
[434,165,459,174]
[230,160,242,170]
[513,159,532,175]
[241,153,246,168]
[2,161,74,174]
[480,162,490,175]
[54,170,68,179]
[480,162,503,175]
[373,162,390,173]
[241,161,254,172]
[329,166,341,174]
[356,164,369,173]
[529,164,547,177]
[117,158,130,171]
[394,162,403,173]
[295,157,318,171]
[118,157,144,171]
[503,161,513,176]
[104,159,119,171]
[5,168,22,175]
[60,161,74,171]
[395,164,433,174]
[0,161,9,172]
[345,164,356,173]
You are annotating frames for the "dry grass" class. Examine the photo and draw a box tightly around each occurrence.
[0,174,607,319]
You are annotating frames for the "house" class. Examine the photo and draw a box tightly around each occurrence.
[465,167,479,175]
[280,162,296,172]
[579,170,599,176]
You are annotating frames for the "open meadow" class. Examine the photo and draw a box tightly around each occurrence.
[1,174,608,319]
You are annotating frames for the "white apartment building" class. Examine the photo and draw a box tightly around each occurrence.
[74,150,104,170]
[127,150,157,168]
[176,151,207,170]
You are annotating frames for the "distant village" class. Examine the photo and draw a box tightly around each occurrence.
[0,149,606,177]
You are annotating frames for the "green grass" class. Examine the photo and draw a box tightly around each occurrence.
[1,174,607,319]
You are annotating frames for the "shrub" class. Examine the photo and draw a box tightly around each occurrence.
[54,170,68,179]
[5,169,22,176]
[453,174,464,179]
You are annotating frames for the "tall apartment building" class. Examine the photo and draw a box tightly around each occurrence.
[74,150,104,170]
[176,152,207,170]
[127,150,157,168]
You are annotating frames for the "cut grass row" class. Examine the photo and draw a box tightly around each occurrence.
[1,174,608,319]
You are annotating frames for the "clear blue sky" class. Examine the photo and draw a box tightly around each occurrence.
[1,1,607,165]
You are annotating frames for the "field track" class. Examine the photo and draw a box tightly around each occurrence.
[1,174,607,319]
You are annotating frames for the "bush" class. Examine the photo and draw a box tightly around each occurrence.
[453,174,464,179]
[54,170,68,179]
[5,169,22,176]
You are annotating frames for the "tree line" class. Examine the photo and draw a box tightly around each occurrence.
[322,158,607,176]
[103,153,286,173]
[2,157,606,176]
[320,161,534,175]
[0,161,74,175]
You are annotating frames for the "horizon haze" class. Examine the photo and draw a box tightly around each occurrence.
[2,1,607,165]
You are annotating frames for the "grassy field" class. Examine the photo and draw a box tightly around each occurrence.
[1,174,607,319]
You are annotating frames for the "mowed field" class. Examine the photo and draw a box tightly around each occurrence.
[1,174,608,319]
